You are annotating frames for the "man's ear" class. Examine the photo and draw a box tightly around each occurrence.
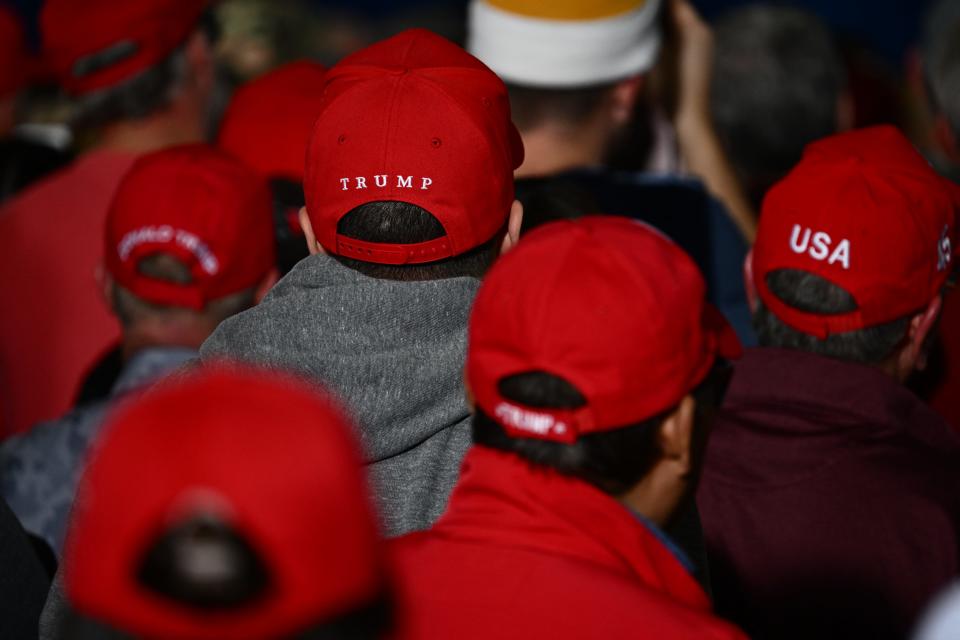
[500,200,524,255]
[610,75,644,127]
[743,249,759,312]
[900,294,943,374]
[658,395,696,477]
[298,207,325,255]
[254,268,279,304]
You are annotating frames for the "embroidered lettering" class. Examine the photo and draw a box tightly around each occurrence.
[789,224,851,270]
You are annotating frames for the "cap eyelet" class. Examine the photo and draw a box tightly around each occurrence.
[431,137,442,148]
[481,96,492,108]
[338,134,347,144]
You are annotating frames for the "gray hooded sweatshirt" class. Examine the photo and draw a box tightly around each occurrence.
[199,254,479,536]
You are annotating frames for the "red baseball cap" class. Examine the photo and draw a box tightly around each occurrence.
[754,125,958,339]
[41,0,208,95]
[218,61,327,182]
[105,144,275,310]
[467,216,741,444]
[304,29,524,265]
[63,365,387,640]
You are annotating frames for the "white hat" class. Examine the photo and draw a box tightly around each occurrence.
[468,0,663,88]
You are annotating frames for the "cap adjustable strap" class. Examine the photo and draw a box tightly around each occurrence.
[335,234,453,265]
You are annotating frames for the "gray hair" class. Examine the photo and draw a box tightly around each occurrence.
[112,253,255,328]
[70,43,191,131]
[711,5,845,205]
[753,269,910,365]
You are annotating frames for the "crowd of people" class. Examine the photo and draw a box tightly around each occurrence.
[0,0,957,638]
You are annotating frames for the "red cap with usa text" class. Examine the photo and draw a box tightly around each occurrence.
[753,125,958,339]
[63,365,388,640]
[105,144,275,311]
[41,0,208,95]
[467,216,741,444]
[304,29,524,265]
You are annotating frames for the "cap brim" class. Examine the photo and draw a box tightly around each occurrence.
[703,304,743,360]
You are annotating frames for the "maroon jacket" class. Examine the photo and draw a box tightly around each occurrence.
[698,348,960,639]
[392,446,746,640]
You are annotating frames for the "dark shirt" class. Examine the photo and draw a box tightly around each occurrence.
[698,348,960,640]
[0,496,51,639]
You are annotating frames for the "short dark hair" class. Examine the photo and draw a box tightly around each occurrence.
[711,6,845,206]
[505,82,617,132]
[332,201,498,282]
[111,253,255,327]
[754,269,911,364]
[472,371,668,495]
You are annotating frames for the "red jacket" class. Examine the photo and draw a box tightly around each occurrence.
[0,151,133,436]
[391,446,745,640]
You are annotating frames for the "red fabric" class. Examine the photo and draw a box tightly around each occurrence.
[468,216,741,443]
[0,151,135,436]
[391,446,745,640]
[304,29,523,265]
[64,365,386,639]
[218,61,327,181]
[104,144,275,310]
[754,125,957,338]
[698,348,960,640]
[0,6,31,97]
[41,0,207,95]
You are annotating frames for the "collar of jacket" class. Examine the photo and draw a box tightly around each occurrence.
[433,445,710,611]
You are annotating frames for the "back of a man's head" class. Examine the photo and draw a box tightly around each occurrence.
[41,0,215,134]
[467,216,740,519]
[466,0,662,174]
[751,126,957,375]
[712,5,846,207]
[104,144,276,348]
[299,29,523,283]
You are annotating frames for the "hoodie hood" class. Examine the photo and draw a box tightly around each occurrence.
[200,254,480,534]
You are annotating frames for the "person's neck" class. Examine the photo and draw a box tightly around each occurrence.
[121,323,211,362]
[515,123,610,179]
[94,109,205,155]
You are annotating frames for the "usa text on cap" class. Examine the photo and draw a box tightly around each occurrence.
[753,125,958,339]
